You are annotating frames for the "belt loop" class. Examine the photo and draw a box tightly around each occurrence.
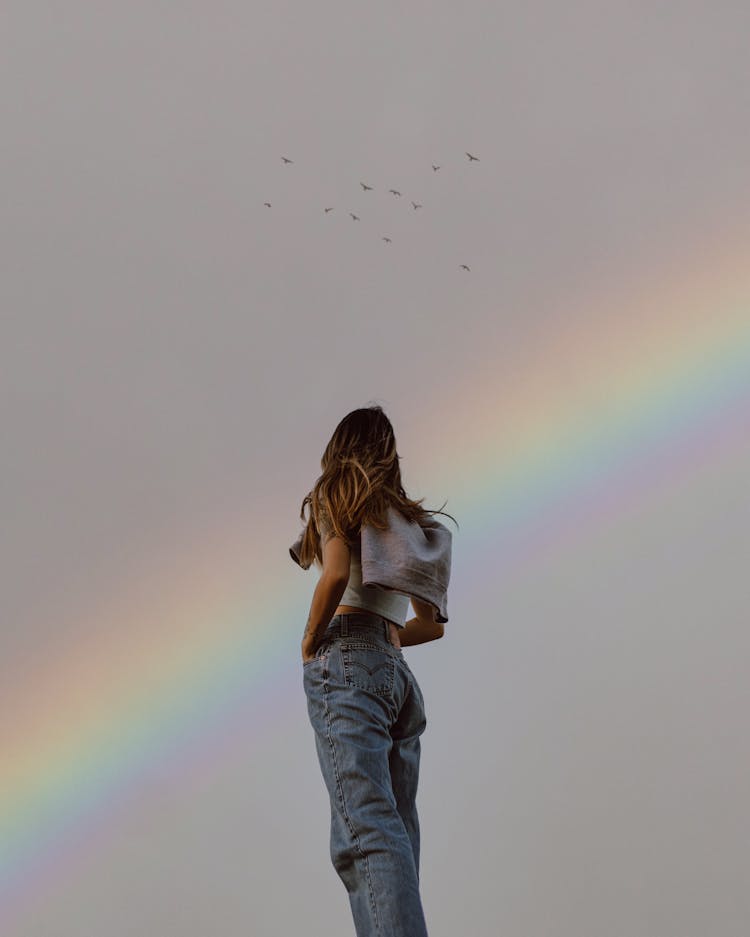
[341,614,349,637]
[382,618,389,642]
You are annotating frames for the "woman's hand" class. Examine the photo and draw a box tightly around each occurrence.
[301,621,325,664]
[301,628,323,664]
[301,565,349,664]
[400,596,445,646]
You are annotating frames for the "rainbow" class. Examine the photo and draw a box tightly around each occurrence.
[1,230,748,929]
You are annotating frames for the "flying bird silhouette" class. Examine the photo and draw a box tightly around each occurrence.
[411,201,422,210]
[388,189,401,196]
[324,207,334,213]
[263,202,271,207]
[360,182,374,191]
[465,152,479,161]
[432,164,440,171]
[460,264,471,271]
[349,212,360,221]
[382,236,392,243]
[281,156,293,163]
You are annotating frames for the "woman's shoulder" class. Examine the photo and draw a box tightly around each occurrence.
[319,511,362,546]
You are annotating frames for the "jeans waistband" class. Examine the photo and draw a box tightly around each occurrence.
[326,612,391,640]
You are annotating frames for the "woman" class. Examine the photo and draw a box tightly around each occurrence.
[291,405,456,937]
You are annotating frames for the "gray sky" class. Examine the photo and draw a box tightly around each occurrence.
[2,3,750,935]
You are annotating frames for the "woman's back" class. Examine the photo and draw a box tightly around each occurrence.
[334,530,411,629]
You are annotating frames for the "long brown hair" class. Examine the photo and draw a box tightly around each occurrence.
[296,404,458,569]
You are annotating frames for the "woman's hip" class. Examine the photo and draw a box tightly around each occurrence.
[304,612,417,702]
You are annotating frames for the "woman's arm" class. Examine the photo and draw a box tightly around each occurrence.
[301,571,348,660]
[399,596,445,647]
[301,532,350,661]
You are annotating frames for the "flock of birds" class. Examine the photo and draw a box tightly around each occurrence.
[263,151,480,271]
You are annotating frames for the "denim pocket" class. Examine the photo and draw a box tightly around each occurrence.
[341,641,394,696]
[302,639,331,667]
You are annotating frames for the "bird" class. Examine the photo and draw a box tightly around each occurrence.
[460,264,471,271]
[263,202,271,207]
[432,164,440,171]
[349,212,360,221]
[281,156,293,163]
[382,236,392,243]
[389,189,401,196]
[411,201,422,210]
[360,182,374,191]
[465,152,479,161]
[324,207,334,213]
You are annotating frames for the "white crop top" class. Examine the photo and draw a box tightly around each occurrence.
[338,535,410,628]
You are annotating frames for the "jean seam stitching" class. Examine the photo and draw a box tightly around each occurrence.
[322,662,381,934]
[343,649,395,697]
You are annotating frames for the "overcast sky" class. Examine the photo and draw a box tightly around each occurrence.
[2,3,749,935]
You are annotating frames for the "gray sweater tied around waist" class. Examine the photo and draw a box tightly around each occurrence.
[289,503,453,624]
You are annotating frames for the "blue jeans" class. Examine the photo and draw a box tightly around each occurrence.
[302,612,430,937]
